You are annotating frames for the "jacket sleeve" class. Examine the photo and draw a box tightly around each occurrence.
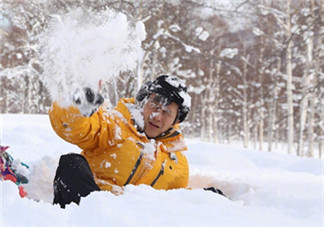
[49,102,117,152]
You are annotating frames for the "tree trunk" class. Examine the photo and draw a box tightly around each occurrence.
[198,58,207,141]
[298,41,312,156]
[304,0,317,158]
[4,88,8,114]
[258,37,265,151]
[207,59,214,142]
[268,58,280,152]
[189,96,199,138]
[227,123,231,144]
[275,121,279,150]
[151,42,158,81]
[23,75,31,114]
[253,123,257,150]
[208,104,213,142]
[136,57,144,91]
[319,98,324,159]
[0,79,5,113]
[318,0,324,159]
[213,61,221,144]
[306,91,315,157]
[259,109,264,151]
[200,105,206,141]
[286,0,294,154]
[242,55,250,148]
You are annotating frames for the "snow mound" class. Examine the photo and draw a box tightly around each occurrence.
[1,114,323,226]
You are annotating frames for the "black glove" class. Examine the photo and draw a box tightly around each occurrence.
[204,187,226,197]
[73,87,104,117]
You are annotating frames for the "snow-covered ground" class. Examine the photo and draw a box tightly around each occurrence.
[0,114,323,227]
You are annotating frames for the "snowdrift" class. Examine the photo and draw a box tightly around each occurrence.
[0,114,323,226]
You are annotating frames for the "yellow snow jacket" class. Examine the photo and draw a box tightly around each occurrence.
[49,98,189,192]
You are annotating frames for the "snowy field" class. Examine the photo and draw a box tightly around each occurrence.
[0,114,323,227]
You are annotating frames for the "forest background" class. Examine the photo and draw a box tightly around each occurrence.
[0,0,323,158]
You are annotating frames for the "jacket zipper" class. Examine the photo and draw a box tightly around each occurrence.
[124,153,143,186]
[150,162,165,187]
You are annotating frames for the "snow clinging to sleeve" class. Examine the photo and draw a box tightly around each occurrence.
[125,103,145,130]
[142,140,157,161]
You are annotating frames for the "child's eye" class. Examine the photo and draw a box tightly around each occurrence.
[150,102,157,108]
[149,101,161,110]
[163,108,172,115]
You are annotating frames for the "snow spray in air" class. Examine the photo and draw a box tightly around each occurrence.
[38,8,146,107]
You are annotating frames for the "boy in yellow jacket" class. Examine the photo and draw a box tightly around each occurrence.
[50,75,191,208]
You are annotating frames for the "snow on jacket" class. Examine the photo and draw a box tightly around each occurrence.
[49,98,189,192]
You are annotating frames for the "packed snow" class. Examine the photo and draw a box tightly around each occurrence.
[0,114,323,227]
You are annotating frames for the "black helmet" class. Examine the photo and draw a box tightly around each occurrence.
[136,75,191,123]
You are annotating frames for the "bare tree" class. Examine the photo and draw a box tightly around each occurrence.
[285,0,294,154]
[1,0,323,158]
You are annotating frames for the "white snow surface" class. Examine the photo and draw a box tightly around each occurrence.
[0,114,323,227]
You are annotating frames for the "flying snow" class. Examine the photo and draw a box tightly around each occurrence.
[38,8,145,107]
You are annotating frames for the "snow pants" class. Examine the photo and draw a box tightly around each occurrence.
[53,153,100,208]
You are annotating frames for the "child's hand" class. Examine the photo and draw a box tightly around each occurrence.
[73,87,104,117]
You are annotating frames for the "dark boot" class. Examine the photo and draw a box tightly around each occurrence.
[53,153,100,208]
[204,187,226,197]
